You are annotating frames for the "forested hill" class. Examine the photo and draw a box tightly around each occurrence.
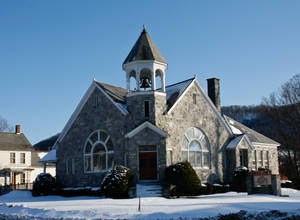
[221,105,274,140]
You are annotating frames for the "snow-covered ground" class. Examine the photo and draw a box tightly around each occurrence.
[0,188,300,219]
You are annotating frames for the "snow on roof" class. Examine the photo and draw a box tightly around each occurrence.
[39,149,56,163]
[165,78,194,100]
[229,125,243,135]
[159,77,194,111]
[227,135,244,149]
[224,115,280,146]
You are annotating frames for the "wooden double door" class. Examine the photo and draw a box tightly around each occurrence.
[139,151,157,180]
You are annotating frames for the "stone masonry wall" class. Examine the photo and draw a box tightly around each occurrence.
[56,87,127,187]
[156,82,232,183]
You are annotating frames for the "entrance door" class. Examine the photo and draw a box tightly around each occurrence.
[139,152,157,180]
[239,149,248,167]
[12,173,17,185]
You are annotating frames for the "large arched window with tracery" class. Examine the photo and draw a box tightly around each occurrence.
[84,130,114,172]
[181,127,210,168]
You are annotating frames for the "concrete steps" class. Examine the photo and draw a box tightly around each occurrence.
[136,183,162,197]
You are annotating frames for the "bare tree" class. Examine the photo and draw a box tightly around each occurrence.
[261,74,300,187]
[0,115,13,132]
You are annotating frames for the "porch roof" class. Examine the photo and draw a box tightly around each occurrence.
[125,121,168,139]
[39,149,57,163]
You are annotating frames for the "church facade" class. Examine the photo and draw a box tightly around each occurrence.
[53,28,280,187]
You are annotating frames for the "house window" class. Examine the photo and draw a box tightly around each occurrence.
[144,101,149,118]
[181,127,210,168]
[10,153,15,164]
[20,153,25,164]
[84,130,114,172]
[20,173,25,184]
[239,149,248,167]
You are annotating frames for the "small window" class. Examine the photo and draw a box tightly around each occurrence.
[10,153,15,164]
[20,153,25,164]
[66,159,69,175]
[264,151,269,169]
[145,101,149,118]
[95,96,100,109]
[72,159,75,175]
[252,150,257,170]
[257,151,263,168]
[167,150,173,165]
[193,94,197,104]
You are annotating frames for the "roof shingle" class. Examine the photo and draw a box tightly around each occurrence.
[0,132,32,149]
[224,115,280,146]
[123,28,167,65]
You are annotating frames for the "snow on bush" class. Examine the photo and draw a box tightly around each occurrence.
[101,165,134,198]
[165,161,201,196]
[32,173,56,197]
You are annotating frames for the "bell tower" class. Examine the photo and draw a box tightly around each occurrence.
[122,25,168,92]
[123,26,168,126]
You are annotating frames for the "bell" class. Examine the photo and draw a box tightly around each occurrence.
[140,78,151,89]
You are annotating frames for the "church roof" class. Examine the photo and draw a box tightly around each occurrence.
[96,78,195,113]
[224,115,280,146]
[226,135,245,149]
[123,27,167,65]
[164,77,195,111]
[95,81,127,104]
[0,132,32,149]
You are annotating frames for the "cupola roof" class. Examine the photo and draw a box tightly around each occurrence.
[123,26,167,65]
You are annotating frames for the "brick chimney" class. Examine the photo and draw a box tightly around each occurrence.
[207,78,221,112]
[15,125,20,134]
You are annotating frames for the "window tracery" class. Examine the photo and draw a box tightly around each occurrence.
[84,130,114,172]
[181,127,210,168]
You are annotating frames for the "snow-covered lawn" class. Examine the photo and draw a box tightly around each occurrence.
[0,188,300,219]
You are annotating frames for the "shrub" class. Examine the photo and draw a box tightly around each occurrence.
[101,165,134,198]
[231,166,249,192]
[165,161,201,196]
[32,173,56,196]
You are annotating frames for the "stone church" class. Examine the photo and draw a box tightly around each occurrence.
[52,27,280,187]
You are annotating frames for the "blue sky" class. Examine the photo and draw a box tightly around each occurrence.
[0,0,299,144]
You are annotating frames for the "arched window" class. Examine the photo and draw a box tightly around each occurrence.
[181,127,210,168]
[84,130,114,172]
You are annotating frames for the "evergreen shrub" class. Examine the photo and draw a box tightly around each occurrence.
[32,173,56,196]
[101,165,134,198]
[165,161,201,196]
